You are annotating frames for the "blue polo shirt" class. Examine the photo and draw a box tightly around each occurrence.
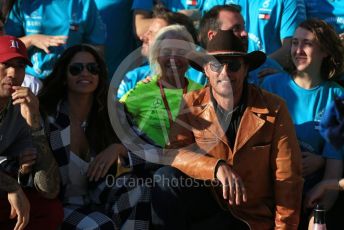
[202,0,306,54]
[95,0,137,79]
[248,57,284,85]
[305,0,344,34]
[5,0,106,79]
[262,72,344,159]
[132,0,205,13]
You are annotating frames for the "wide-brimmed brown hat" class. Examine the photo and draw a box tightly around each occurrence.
[189,29,266,72]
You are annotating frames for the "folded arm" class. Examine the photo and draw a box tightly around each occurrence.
[31,132,60,199]
[271,101,303,229]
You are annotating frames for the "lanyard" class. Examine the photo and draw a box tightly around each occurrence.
[158,78,188,127]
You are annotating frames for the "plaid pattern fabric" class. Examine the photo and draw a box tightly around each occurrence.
[45,100,116,228]
[103,107,165,229]
[63,205,115,230]
[106,172,153,230]
[125,115,163,171]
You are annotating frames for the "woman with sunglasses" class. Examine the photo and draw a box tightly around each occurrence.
[262,19,344,229]
[38,44,126,229]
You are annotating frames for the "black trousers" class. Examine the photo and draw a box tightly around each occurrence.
[151,166,249,230]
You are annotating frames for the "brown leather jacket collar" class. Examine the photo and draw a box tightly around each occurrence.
[189,85,271,153]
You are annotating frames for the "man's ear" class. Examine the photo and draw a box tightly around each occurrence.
[203,63,210,75]
[208,30,217,41]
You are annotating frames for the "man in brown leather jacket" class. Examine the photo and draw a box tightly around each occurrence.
[151,29,303,230]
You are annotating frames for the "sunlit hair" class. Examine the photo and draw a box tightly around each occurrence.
[39,44,117,152]
[288,19,344,80]
[149,24,195,77]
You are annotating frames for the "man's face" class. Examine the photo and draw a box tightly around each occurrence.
[140,18,169,57]
[204,57,248,102]
[217,10,248,50]
[0,58,26,98]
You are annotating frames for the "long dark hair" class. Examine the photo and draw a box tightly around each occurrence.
[287,19,344,80]
[39,44,118,153]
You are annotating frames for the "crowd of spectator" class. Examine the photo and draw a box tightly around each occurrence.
[0,0,344,229]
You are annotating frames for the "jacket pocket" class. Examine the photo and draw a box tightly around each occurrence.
[250,144,271,151]
[235,144,272,199]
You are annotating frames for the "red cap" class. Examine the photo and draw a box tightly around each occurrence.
[0,35,32,66]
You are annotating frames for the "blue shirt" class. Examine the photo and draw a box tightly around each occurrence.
[95,0,137,79]
[117,64,207,99]
[5,0,106,79]
[132,0,206,13]
[305,0,344,34]
[248,57,284,85]
[262,73,344,159]
[202,0,306,54]
[117,65,151,99]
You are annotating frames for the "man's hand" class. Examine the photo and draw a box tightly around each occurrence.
[22,34,67,53]
[19,148,37,175]
[8,187,30,230]
[215,162,247,205]
[11,86,41,129]
[302,151,325,177]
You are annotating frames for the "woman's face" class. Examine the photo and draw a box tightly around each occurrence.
[157,36,190,81]
[67,51,100,94]
[291,27,328,73]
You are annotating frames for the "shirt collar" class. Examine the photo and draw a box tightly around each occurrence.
[210,81,248,119]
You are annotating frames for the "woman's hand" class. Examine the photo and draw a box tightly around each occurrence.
[87,144,126,181]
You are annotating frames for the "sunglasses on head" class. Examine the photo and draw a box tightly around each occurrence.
[209,59,242,73]
[68,62,100,76]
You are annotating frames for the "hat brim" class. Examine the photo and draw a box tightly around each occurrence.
[188,50,266,72]
[0,53,32,67]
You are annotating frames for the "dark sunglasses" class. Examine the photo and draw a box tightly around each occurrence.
[209,59,242,73]
[68,62,100,76]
